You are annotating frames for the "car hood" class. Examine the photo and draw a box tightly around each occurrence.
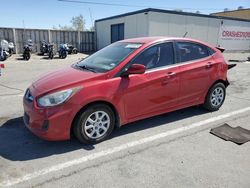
[32,65,102,95]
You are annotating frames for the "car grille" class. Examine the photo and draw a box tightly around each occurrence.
[25,89,34,102]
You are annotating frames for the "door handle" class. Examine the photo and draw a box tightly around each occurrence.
[166,72,176,78]
[206,62,213,69]
[162,72,176,85]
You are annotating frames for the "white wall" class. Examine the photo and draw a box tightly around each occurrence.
[148,12,220,47]
[96,11,250,51]
[96,13,149,49]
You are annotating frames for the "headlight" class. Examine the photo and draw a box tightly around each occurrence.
[37,87,80,107]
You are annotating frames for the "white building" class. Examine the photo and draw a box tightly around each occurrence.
[95,8,250,51]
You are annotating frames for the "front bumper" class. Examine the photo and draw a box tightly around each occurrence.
[23,95,73,141]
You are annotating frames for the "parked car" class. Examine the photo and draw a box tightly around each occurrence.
[23,37,235,144]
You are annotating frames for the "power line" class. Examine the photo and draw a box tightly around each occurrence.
[57,0,223,11]
[58,0,146,8]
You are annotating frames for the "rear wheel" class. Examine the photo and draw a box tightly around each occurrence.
[73,104,115,144]
[203,82,226,111]
[0,53,7,61]
[73,49,78,54]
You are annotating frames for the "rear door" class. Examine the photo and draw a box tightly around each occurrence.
[120,42,181,120]
[175,41,215,105]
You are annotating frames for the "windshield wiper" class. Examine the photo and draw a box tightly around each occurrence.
[75,64,97,73]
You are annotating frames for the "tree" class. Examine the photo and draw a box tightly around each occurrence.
[71,14,85,31]
[53,14,86,31]
[89,25,95,31]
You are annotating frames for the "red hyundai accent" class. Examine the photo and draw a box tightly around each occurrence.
[23,37,231,144]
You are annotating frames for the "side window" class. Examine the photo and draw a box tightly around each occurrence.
[207,47,216,55]
[177,42,209,63]
[131,42,174,69]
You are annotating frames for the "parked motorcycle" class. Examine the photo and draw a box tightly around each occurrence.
[8,42,14,56]
[58,43,68,59]
[23,39,33,61]
[40,40,49,55]
[68,44,78,54]
[48,43,54,59]
[0,40,9,61]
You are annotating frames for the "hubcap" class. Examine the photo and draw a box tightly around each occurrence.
[210,87,224,107]
[83,111,110,139]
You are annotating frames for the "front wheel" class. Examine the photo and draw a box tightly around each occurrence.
[203,82,226,111]
[62,52,67,59]
[73,104,115,144]
[48,51,54,59]
[25,52,31,60]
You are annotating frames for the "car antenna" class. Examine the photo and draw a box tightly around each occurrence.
[183,32,188,38]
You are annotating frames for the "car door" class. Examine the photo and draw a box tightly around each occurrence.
[175,41,215,106]
[120,42,181,120]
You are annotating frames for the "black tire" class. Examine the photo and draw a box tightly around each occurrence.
[49,52,54,59]
[0,54,7,61]
[62,53,67,59]
[26,53,31,60]
[23,54,28,60]
[203,82,226,111]
[73,49,78,54]
[73,104,115,144]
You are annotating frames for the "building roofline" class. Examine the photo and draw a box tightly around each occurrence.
[211,8,250,15]
[95,8,250,23]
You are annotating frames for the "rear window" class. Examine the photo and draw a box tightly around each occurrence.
[177,42,209,63]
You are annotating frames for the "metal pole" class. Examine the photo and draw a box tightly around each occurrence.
[12,28,18,54]
[78,30,81,52]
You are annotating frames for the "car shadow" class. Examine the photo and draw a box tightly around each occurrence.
[0,106,208,161]
[40,56,60,60]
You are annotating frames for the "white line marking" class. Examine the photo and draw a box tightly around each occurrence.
[1,106,250,187]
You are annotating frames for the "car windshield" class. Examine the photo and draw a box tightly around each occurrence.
[74,42,143,73]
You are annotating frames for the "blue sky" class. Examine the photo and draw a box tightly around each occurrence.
[0,0,249,30]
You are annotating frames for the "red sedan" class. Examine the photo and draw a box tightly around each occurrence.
[23,37,230,144]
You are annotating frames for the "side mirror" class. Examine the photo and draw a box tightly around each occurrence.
[121,64,146,77]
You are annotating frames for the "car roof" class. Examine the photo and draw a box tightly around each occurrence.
[121,37,216,50]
